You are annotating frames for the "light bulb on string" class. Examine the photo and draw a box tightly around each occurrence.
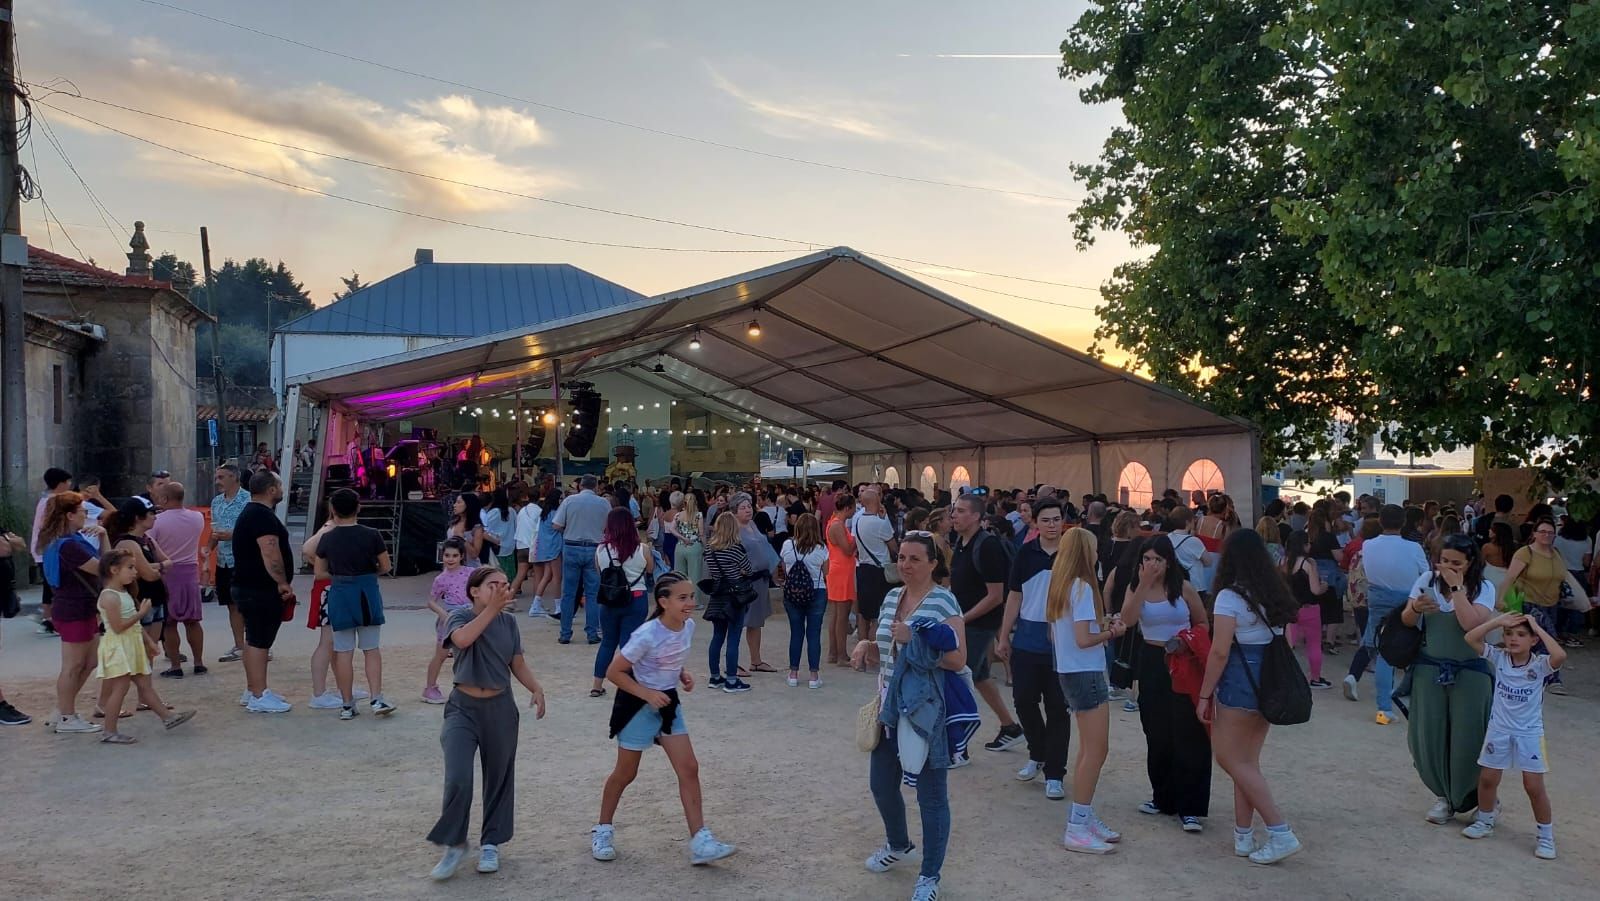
[689,329,702,351]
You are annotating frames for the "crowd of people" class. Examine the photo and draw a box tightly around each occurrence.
[6,461,1594,900]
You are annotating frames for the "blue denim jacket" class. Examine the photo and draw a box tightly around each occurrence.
[880,620,951,771]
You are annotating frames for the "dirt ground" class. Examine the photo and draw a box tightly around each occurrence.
[1,573,1596,900]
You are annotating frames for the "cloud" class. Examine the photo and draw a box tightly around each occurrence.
[707,66,897,142]
[23,4,566,213]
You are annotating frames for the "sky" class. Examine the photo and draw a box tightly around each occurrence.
[20,0,1134,359]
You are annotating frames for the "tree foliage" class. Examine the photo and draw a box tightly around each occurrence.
[161,252,315,388]
[1063,1,1600,505]
[333,270,369,301]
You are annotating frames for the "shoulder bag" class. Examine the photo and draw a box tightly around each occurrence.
[1376,604,1423,668]
[1239,632,1313,726]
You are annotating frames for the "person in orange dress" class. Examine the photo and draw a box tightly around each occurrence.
[824,493,858,667]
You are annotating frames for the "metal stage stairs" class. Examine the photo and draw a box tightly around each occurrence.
[356,501,402,576]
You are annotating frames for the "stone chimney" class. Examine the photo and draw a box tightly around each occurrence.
[415,248,434,265]
[125,221,152,278]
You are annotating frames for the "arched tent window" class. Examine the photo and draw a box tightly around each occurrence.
[1181,458,1225,498]
[884,466,901,488]
[949,466,973,494]
[1117,461,1153,510]
[920,466,938,497]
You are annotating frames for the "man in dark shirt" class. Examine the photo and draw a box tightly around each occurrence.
[949,492,1023,754]
[232,471,294,713]
[311,488,395,718]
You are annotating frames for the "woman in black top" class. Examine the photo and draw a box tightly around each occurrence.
[1306,503,1346,654]
[103,498,176,678]
[1282,531,1331,689]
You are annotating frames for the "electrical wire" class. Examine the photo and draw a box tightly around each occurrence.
[37,89,1104,297]
[129,0,1080,204]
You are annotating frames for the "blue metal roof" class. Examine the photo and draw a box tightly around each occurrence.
[279,262,649,336]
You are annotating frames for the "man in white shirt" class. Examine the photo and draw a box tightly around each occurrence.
[1166,507,1218,598]
[852,487,898,643]
[1342,504,1429,723]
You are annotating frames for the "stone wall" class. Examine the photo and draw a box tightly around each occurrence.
[22,335,88,481]
[149,301,199,493]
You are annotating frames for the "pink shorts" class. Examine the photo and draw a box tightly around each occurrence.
[55,617,99,644]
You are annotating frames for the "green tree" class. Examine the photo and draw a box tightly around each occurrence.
[1063,1,1600,505]
[152,251,196,289]
[214,323,271,388]
[333,271,369,301]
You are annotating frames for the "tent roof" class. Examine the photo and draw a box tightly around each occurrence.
[290,248,1252,454]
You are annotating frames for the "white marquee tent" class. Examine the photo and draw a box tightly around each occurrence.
[286,248,1259,523]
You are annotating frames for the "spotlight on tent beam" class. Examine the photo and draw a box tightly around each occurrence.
[689,328,702,351]
[747,318,761,338]
[542,411,557,425]
[653,355,666,374]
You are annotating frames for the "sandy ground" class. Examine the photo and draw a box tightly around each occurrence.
[1,574,1596,900]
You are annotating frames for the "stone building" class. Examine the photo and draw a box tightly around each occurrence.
[18,223,209,496]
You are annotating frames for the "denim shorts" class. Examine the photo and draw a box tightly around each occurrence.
[967,627,998,684]
[616,702,689,752]
[1058,671,1109,713]
[1217,643,1266,712]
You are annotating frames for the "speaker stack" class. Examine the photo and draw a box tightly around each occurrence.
[564,386,602,457]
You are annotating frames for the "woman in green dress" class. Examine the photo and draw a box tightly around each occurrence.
[1401,533,1496,825]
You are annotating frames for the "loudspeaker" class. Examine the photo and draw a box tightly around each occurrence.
[520,428,545,466]
[563,388,602,457]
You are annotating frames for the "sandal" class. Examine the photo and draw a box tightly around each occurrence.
[588,688,607,698]
[163,710,196,730]
[93,709,134,719]
[736,667,752,678]
[100,732,138,744]
[750,662,778,674]
[137,703,175,712]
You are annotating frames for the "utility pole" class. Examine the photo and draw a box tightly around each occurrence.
[201,227,230,465]
[0,0,29,501]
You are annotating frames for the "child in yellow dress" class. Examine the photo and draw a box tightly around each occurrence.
[97,549,195,744]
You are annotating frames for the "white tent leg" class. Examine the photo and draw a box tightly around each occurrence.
[276,385,301,525]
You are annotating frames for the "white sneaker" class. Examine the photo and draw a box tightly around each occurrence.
[353,688,371,701]
[1234,829,1260,857]
[1426,798,1452,825]
[865,842,918,873]
[371,697,397,717]
[786,674,799,687]
[309,691,344,710]
[1045,779,1066,801]
[1062,823,1115,854]
[591,825,617,861]
[246,693,292,714]
[911,875,941,901]
[1342,675,1359,702]
[430,845,466,880]
[1016,760,1043,782]
[688,827,736,865]
[808,677,823,690]
[263,688,289,704]
[1461,819,1494,839]
[476,844,500,873]
[529,601,548,617]
[1090,815,1122,843]
[1535,836,1556,860]
[53,714,102,734]
[1248,829,1302,865]
[948,752,971,769]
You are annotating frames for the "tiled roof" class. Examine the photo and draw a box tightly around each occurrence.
[278,261,648,337]
[196,405,278,423]
[24,247,171,289]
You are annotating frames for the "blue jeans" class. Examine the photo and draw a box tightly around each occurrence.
[594,592,648,679]
[707,602,748,679]
[786,588,827,673]
[1351,595,1401,714]
[560,541,600,642]
[869,733,949,880]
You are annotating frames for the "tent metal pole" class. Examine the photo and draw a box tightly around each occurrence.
[553,360,563,485]
[1089,440,1103,496]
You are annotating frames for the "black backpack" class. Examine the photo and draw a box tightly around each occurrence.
[783,542,816,607]
[598,547,643,608]
[969,528,1016,578]
[1239,632,1313,726]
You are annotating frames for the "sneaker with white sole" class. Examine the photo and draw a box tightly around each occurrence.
[1016,760,1042,782]
[339,705,359,721]
[1138,799,1163,816]
[430,845,466,880]
[263,688,289,704]
[1045,779,1066,801]
[1234,829,1260,857]
[528,601,547,618]
[786,675,799,687]
[1342,674,1359,702]
[1426,798,1452,825]
[1535,837,1556,860]
[1181,816,1203,833]
[422,686,446,704]
[238,690,253,707]
[591,825,618,861]
[1461,819,1494,840]
[911,875,941,901]
[984,723,1025,752]
[246,693,292,714]
[1062,823,1115,854]
[865,842,918,873]
[1090,816,1122,844]
[688,827,736,865]
[53,714,102,734]
[808,677,823,690]
[476,844,499,873]
[219,647,242,663]
[948,752,971,769]
[309,691,344,710]
[371,697,397,717]
[1248,829,1302,865]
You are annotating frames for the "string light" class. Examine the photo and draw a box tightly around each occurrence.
[747,318,762,338]
[689,329,702,351]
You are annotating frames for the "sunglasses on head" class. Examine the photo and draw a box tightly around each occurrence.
[967,488,989,497]
[904,530,934,538]
[151,470,170,479]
